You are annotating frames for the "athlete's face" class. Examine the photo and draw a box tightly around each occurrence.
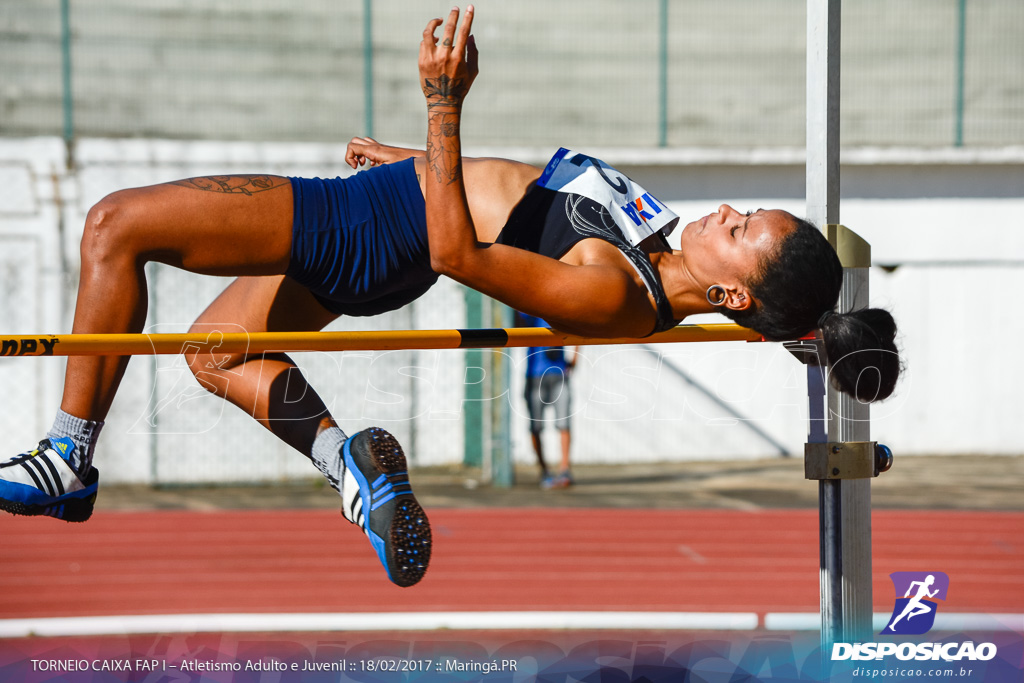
[679,204,796,297]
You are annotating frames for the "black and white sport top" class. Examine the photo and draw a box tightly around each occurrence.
[495,149,680,335]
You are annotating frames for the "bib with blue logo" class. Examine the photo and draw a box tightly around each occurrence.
[536,148,679,248]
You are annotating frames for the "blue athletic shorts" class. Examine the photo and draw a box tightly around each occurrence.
[285,158,438,317]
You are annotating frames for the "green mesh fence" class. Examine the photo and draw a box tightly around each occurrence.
[1,0,1021,148]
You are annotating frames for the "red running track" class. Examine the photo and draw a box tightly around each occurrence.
[1,508,1022,620]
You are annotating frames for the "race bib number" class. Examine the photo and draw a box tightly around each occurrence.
[537,148,679,246]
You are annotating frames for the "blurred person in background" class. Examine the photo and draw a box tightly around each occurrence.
[516,312,578,489]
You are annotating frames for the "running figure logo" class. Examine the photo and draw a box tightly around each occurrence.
[880,571,950,635]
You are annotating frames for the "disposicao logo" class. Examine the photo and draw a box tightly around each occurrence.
[832,570,998,663]
[880,571,949,635]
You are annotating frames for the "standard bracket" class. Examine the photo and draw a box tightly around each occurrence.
[784,338,825,366]
[805,441,893,480]
[825,224,871,268]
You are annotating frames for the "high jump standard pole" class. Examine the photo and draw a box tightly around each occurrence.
[807,0,874,648]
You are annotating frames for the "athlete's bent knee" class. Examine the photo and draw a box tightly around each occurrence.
[183,328,247,381]
[183,345,244,399]
[80,189,145,269]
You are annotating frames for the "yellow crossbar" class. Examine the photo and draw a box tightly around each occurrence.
[0,324,762,357]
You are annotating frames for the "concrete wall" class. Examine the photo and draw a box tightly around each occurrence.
[3,1,1022,147]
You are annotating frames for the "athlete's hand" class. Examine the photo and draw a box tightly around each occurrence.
[345,137,411,169]
[419,6,478,109]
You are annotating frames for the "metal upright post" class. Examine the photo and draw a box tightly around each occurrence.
[657,0,669,148]
[829,226,874,643]
[490,304,515,488]
[363,0,374,138]
[463,288,485,468]
[60,0,74,166]
[806,0,841,231]
[954,0,968,147]
[806,0,874,649]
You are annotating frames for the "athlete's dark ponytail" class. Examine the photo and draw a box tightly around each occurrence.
[718,216,901,402]
[818,307,900,402]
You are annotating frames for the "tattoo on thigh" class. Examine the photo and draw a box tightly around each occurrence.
[169,175,290,195]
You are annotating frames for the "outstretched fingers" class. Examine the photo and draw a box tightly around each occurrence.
[419,6,477,108]
[420,6,475,65]
[451,6,474,54]
[441,7,460,48]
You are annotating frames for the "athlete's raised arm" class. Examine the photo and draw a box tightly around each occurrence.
[418,6,478,264]
[417,7,656,338]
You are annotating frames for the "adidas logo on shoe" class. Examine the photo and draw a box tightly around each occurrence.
[0,438,99,523]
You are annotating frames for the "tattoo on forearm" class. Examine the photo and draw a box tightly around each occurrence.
[426,111,462,185]
[169,175,289,195]
[422,74,468,109]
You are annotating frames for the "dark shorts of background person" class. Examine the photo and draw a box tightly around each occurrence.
[525,371,572,434]
[285,158,438,317]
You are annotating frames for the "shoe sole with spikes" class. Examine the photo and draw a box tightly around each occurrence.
[341,428,431,587]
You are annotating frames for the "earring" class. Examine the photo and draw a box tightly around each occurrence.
[706,284,727,306]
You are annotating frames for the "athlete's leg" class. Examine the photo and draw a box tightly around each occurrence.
[183,274,339,455]
[3,177,294,521]
[184,275,431,587]
[62,175,294,422]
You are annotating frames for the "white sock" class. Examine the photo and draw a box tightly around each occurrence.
[309,426,348,494]
[46,409,104,474]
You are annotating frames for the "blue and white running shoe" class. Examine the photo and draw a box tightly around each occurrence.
[0,437,99,523]
[341,428,431,587]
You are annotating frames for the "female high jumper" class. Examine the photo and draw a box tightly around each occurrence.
[0,6,899,587]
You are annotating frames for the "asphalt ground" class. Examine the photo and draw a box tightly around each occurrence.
[93,454,1024,513]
